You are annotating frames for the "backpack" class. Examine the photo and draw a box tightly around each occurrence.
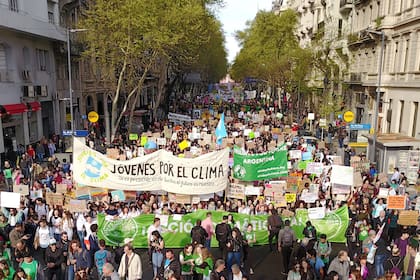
[389,258,402,278]
[191,226,204,245]
[216,223,228,243]
[282,228,294,247]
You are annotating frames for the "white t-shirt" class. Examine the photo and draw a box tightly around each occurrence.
[37,226,50,248]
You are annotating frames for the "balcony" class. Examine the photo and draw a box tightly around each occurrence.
[345,72,367,84]
[339,0,352,14]
[0,5,65,41]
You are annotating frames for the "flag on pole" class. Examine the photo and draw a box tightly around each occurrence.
[215,113,227,146]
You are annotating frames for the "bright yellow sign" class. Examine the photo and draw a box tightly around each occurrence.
[88,111,99,123]
[343,111,354,123]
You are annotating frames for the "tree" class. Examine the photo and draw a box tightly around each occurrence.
[79,0,226,140]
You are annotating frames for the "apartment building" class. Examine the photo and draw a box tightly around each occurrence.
[345,0,420,140]
[0,0,65,155]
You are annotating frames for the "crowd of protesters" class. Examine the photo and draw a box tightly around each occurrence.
[0,98,418,280]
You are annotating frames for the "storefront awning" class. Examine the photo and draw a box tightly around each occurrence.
[27,101,41,112]
[0,103,28,116]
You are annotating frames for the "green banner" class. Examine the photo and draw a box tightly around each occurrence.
[232,147,288,181]
[97,207,348,248]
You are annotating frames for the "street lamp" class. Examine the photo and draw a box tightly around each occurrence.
[67,28,87,134]
[366,29,385,164]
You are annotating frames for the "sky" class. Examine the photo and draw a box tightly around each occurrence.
[217,0,274,63]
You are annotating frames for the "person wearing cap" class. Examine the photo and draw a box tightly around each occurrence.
[45,238,64,279]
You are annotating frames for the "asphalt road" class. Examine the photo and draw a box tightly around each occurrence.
[135,243,348,280]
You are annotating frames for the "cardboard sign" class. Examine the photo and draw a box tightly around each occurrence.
[353,172,364,187]
[66,199,87,213]
[274,195,287,207]
[13,184,29,196]
[300,192,318,203]
[0,192,21,208]
[398,210,419,226]
[264,181,286,197]
[194,120,204,126]
[244,186,260,196]
[168,193,191,204]
[227,183,245,199]
[387,195,406,209]
[308,207,326,220]
[157,138,167,146]
[46,193,64,206]
[55,184,68,194]
[286,177,299,193]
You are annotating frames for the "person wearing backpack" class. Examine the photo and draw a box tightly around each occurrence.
[267,209,283,252]
[384,247,403,279]
[215,216,231,261]
[190,220,208,246]
[278,220,296,275]
[313,234,332,270]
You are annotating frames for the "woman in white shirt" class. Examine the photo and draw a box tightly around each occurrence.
[50,209,62,241]
[35,219,51,254]
[62,211,74,241]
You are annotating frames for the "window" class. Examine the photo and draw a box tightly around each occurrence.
[399,100,404,133]
[9,0,18,12]
[404,39,410,72]
[412,102,418,137]
[48,12,54,24]
[0,44,7,70]
[23,47,30,70]
[338,19,342,37]
[36,49,49,71]
[393,41,399,72]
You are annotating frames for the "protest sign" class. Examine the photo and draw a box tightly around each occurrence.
[353,172,364,187]
[111,190,126,202]
[274,195,287,207]
[327,156,342,165]
[306,162,324,175]
[66,199,87,213]
[289,150,302,159]
[46,193,64,206]
[55,184,68,194]
[157,138,167,146]
[13,184,29,196]
[308,207,326,219]
[75,187,91,200]
[332,183,351,194]
[286,177,298,193]
[30,190,43,200]
[233,147,288,181]
[0,192,21,208]
[98,206,349,248]
[302,152,312,161]
[285,193,296,203]
[387,195,406,209]
[73,137,229,195]
[244,187,260,196]
[265,181,286,196]
[169,193,191,204]
[227,184,245,199]
[415,197,420,211]
[398,210,419,226]
[331,165,354,187]
[377,188,389,198]
[301,192,318,203]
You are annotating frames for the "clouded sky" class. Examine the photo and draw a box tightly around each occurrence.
[217,0,274,63]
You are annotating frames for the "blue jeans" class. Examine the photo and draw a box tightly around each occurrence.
[375,254,387,277]
[68,264,74,280]
[77,230,86,249]
[227,251,241,271]
[152,252,163,277]
[205,239,211,250]
[405,276,413,280]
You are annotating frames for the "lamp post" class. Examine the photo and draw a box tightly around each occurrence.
[66,28,87,135]
[367,29,385,164]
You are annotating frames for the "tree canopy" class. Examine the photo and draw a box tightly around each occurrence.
[79,0,227,139]
[230,9,312,93]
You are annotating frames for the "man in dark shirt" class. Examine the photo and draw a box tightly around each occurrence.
[215,216,231,261]
[105,203,119,216]
[45,238,64,279]
[157,249,181,280]
[267,209,283,252]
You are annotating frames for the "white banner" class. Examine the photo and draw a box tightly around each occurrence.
[73,138,229,195]
[308,207,326,219]
[331,165,354,186]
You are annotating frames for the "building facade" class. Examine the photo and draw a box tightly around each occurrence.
[0,0,65,156]
[274,0,420,142]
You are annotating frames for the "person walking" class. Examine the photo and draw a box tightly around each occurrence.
[267,209,283,252]
[215,216,231,261]
[201,212,214,249]
[278,220,297,275]
[328,251,350,280]
[150,230,165,278]
[118,243,142,280]
[191,220,208,247]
